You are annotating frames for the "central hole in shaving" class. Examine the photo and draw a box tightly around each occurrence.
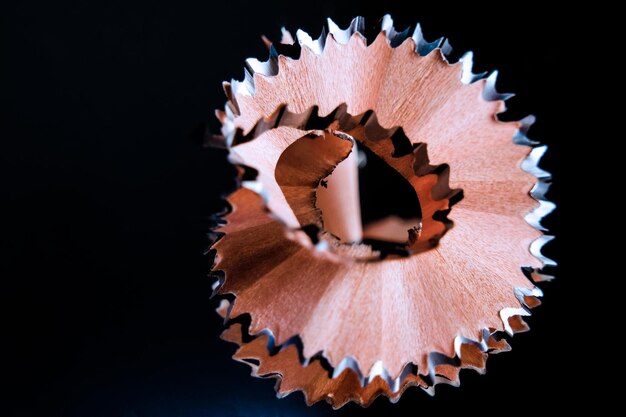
[317,137,422,248]
[274,130,421,259]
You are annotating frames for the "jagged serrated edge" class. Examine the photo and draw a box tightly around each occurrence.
[221,15,462,145]
[211,106,465,398]
[209,15,556,404]
[217,103,459,260]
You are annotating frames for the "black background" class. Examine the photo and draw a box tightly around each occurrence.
[4,1,581,416]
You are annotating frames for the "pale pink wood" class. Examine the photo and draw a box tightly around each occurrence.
[214,188,539,378]
[233,32,535,213]
[309,133,363,243]
[362,216,421,243]
[212,30,545,405]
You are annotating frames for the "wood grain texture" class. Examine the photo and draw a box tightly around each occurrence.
[213,187,539,378]
[229,112,455,257]
[211,28,546,405]
[218,302,510,407]
[222,322,428,408]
